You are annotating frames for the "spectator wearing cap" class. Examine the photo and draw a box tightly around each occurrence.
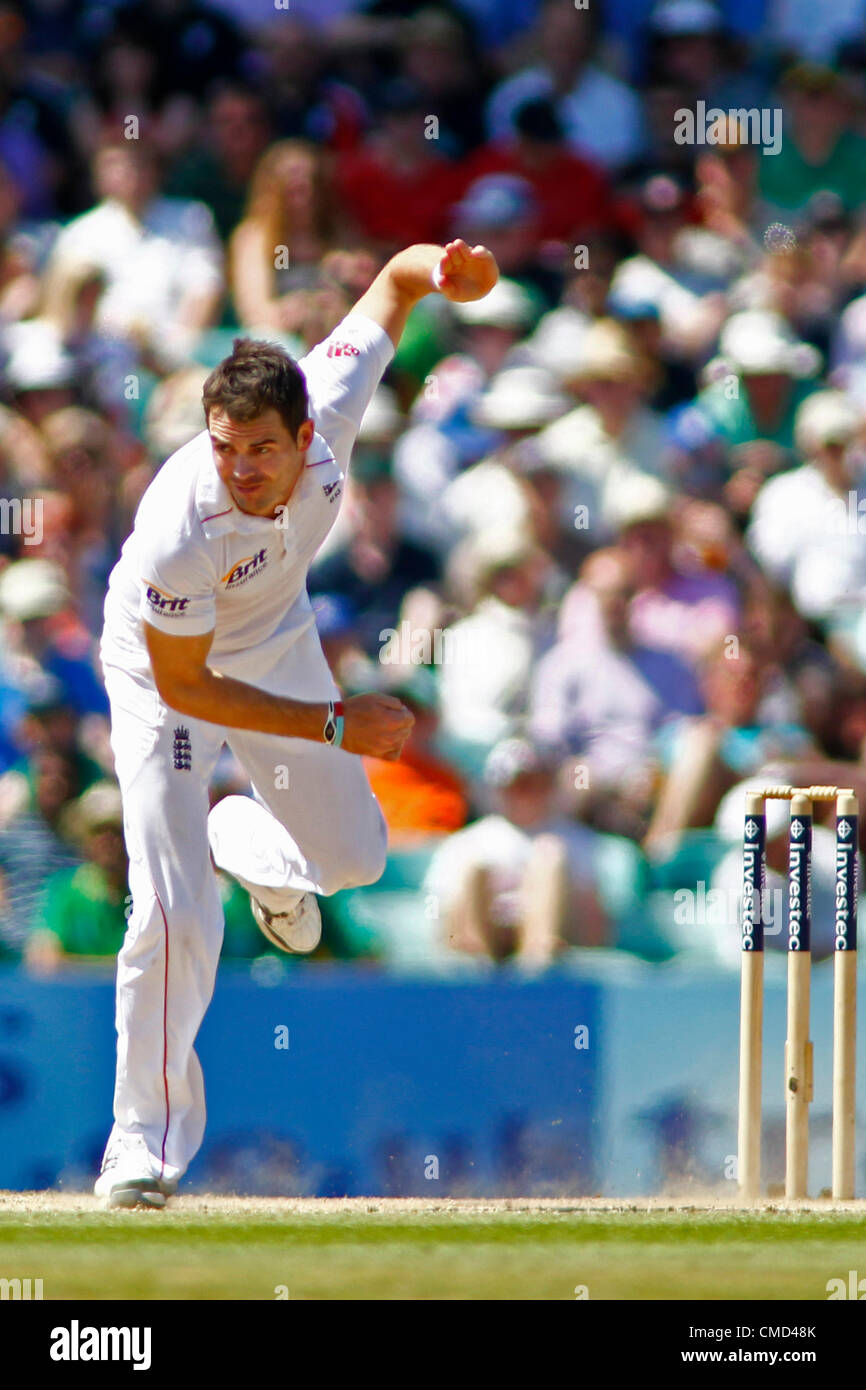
[450,174,559,307]
[448,278,540,385]
[0,558,108,716]
[527,229,628,378]
[37,257,138,422]
[486,0,644,173]
[609,173,730,363]
[46,141,224,372]
[393,278,541,533]
[231,139,355,338]
[693,310,821,515]
[309,450,441,659]
[443,360,606,574]
[360,667,469,846]
[438,525,555,768]
[463,95,615,243]
[437,364,570,555]
[423,735,608,966]
[760,65,866,220]
[531,546,703,805]
[609,298,696,412]
[336,79,465,253]
[25,780,129,972]
[747,389,866,631]
[528,318,671,544]
[1,317,77,425]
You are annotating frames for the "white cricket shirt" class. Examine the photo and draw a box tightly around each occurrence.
[101,312,394,681]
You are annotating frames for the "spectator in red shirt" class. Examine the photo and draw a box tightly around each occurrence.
[463,96,615,244]
[449,173,563,307]
[336,79,464,254]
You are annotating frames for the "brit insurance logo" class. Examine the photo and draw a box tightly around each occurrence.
[144,582,190,616]
[222,547,268,589]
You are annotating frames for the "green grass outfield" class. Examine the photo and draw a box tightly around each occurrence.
[1,1196,865,1300]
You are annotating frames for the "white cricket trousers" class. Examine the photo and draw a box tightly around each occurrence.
[103,625,387,1185]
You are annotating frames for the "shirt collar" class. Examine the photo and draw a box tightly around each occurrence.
[195,429,333,540]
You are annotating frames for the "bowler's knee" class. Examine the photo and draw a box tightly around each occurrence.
[319,811,388,895]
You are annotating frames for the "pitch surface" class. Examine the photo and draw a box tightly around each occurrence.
[1,1194,863,1299]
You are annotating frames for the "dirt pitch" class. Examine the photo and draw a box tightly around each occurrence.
[2,1191,865,1214]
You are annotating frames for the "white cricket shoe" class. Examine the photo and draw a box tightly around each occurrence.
[94,1131,169,1210]
[251,892,322,954]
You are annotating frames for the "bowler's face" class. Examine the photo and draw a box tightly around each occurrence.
[208,406,314,517]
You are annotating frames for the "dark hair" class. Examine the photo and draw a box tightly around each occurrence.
[202,337,310,439]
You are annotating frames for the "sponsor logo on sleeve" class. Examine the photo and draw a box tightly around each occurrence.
[326,340,360,358]
[144,582,191,615]
[221,548,269,589]
[322,480,342,504]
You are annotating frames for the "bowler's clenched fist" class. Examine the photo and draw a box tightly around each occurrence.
[340,693,415,761]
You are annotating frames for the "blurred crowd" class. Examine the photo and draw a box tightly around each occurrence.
[4,0,866,973]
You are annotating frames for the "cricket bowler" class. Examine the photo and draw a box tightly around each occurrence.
[94,239,499,1208]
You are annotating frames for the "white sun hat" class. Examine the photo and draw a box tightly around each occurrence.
[3,318,75,391]
[608,473,673,531]
[472,365,569,430]
[452,277,536,331]
[0,558,71,621]
[715,311,821,378]
[793,389,862,455]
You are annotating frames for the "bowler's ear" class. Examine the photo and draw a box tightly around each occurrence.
[297,419,315,451]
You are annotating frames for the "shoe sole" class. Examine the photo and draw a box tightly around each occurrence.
[106,1180,167,1210]
[253,900,322,955]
